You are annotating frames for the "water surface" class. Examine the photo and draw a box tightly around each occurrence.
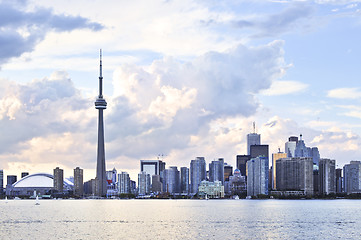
[1,199,360,239]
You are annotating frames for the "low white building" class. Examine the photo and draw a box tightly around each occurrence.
[198,180,224,198]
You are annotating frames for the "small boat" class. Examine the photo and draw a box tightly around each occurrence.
[234,195,240,200]
[205,194,209,200]
[35,195,40,205]
[5,196,8,203]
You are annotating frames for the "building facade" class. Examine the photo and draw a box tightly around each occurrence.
[73,167,84,197]
[247,133,261,155]
[318,158,336,195]
[247,156,269,196]
[343,161,361,194]
[163,167,180,194]
[272,152,287,190]
[209,158,224,184]
[53,167,64,192]
[180,167,189,194]
[276,157,314,195]
[236,155,251,177]
[198,180,224,198]
[118,172,131,194]
[190,157,207,195]
[138,171,151,195]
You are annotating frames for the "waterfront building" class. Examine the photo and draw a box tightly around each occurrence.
[318,159,336,195]
[21,172,29,178]
[276,157,314,195]
[106,168,117,196]
[285,136,298,158]
[224,164,233,182]
[84,179,96,195]
[118,172,131,194]
[343,161,361,194]
[138,171,151,195]
[140,160,166,184]
[151,175,162,193]
[0,170,3,194]
[163,167,180,194]
[198,180,224,198]
[74,167,84,197]
[236,155,251,177]
[209,158,224,184]
[272,151,287,189]
[336,168,343,193]
[247,156,269,196]
[53,167,64,192]
[95,50,108,197]
[6,173,73,197]
[190,157,207,194]
[180,167,189,194]
[130,180,137,195]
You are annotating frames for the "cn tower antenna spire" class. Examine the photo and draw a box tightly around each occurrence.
[99,49,103,98]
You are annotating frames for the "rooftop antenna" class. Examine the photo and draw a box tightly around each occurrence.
[253,122,256,134]
[278,147,281,153]
[300,134,303,141]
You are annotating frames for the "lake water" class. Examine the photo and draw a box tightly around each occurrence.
[1,199,360,239]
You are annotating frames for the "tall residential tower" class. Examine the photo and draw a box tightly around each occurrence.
[95,50,107,197]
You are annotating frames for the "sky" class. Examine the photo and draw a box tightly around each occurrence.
[1,0,361,182]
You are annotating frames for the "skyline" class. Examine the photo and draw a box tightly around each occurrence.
[1,0,361,181]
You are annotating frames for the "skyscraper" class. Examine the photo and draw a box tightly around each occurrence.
[74,167,84,197]
[285,136,298,158]
[138,171,151,195]
[118,172,131,194]
[247,156,269,196]
[272,151,287,189]
[140,160,166,184]
[236,155,251,177]
[318,158,336,195]
[180,167,189,194]
[224,164,233,182]
[190,157,207,194]
[53,167,64,192]
[276,157,314,195]
[209,158,224,184]
[95,50,107,197]
[336,168,342,193]
[343,161,361,194]
[163,167,180,194]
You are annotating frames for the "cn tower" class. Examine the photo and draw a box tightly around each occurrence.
[95,49,107,197]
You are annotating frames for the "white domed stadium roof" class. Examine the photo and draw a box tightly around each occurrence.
[12,173,73,188]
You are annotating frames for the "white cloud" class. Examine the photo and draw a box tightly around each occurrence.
[260,80,308,96]
[327,87,361,99]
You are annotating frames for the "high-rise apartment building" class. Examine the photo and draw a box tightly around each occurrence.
[190,157,207,194]
[318,159,336,195]
[74,167,84,197]
[138,171,151,195]
[343,161,361,194]
[247,156,269,196]
[336,168,343,193]
[209,158,224,184]
[236,155,251,177]
[118,172,131,194]
[180,167,189,194]
[276,157,314,195]
[272,152,287,190]
[53,167,63,192]
[163,167,180,194]
[151,175,162,193]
